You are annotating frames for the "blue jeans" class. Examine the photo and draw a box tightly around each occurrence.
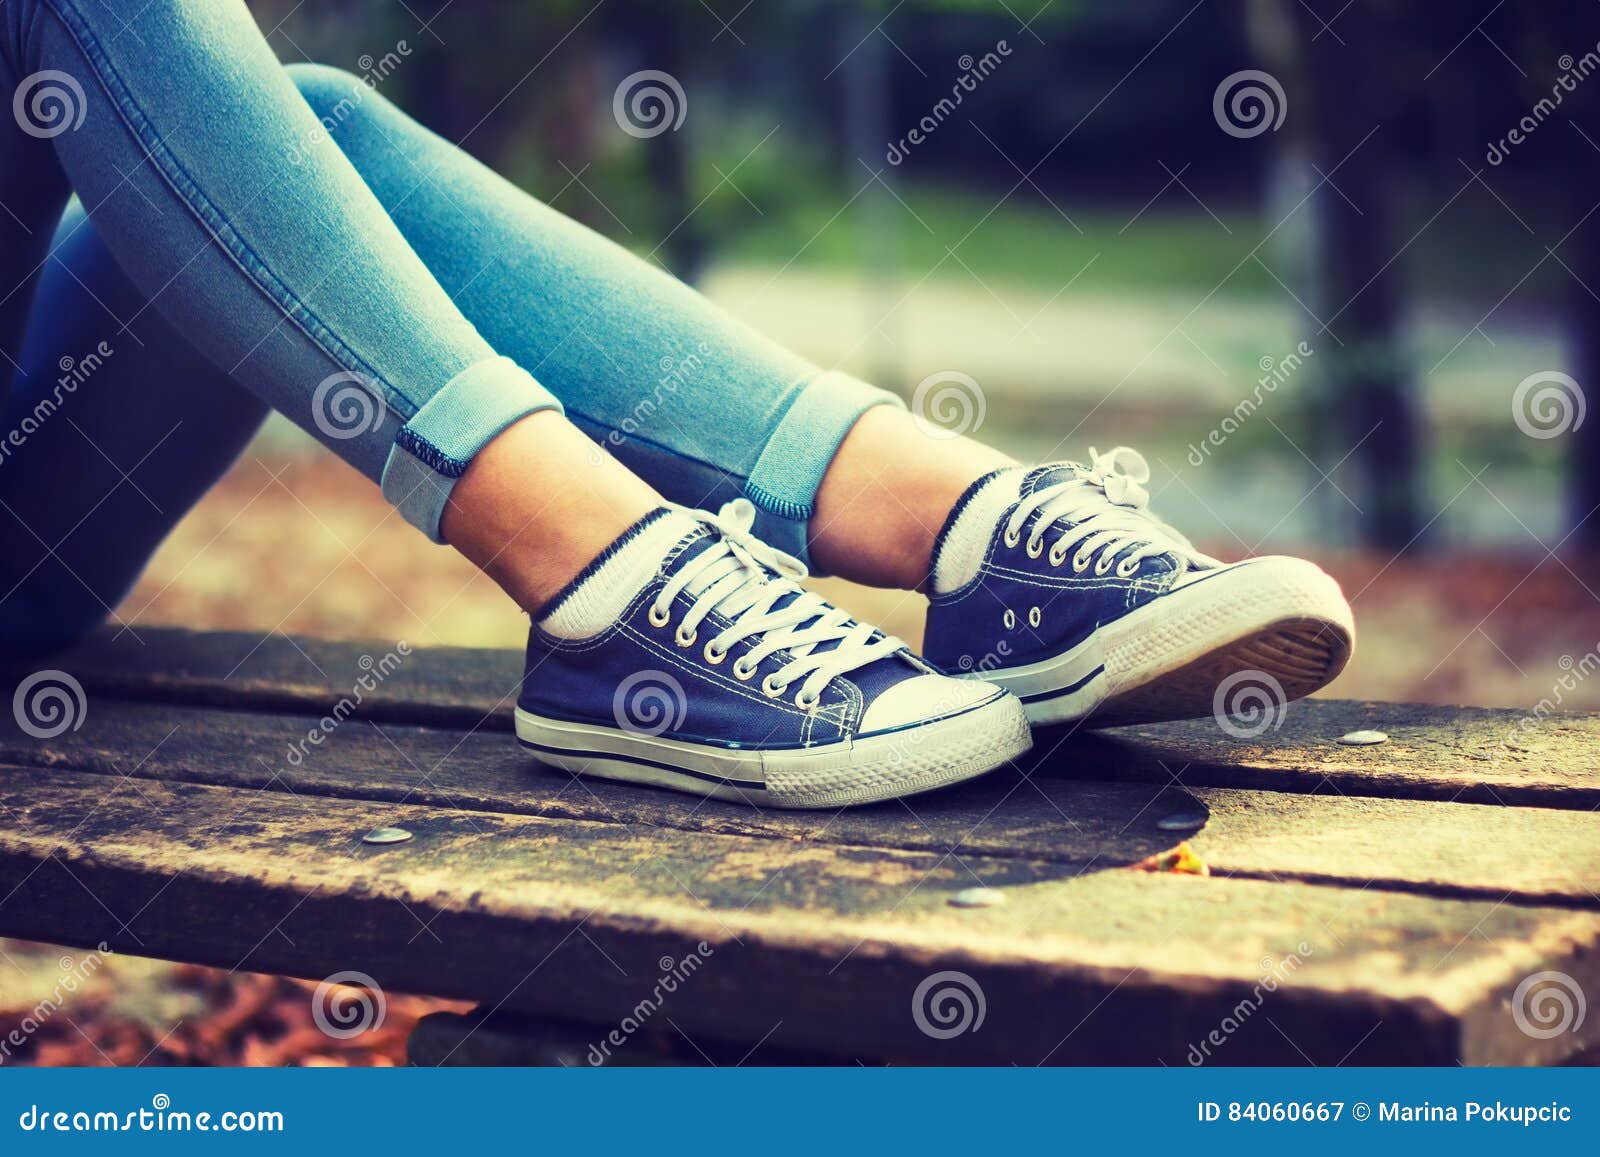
[0,2,897,654]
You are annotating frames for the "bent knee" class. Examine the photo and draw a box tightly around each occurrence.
[285,62,372,122]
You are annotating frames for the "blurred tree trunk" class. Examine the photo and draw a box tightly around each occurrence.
[1284,1,1424,550]
[839,4,903,386]
[1571,216,1600,547]
[612,0,707,283]
[1561,24,1600,550]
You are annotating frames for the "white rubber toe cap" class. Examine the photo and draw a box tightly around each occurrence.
[859,673,1003,734]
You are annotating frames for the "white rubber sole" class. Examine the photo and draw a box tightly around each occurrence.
[974,556,1355,728]
[515,689,1032,809]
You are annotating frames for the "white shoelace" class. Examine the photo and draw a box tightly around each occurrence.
[1004,447,1219,578]
[648,499,904,710]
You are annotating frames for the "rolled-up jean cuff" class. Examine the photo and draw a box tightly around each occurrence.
[743,370,904,568]
[380,355,562,542]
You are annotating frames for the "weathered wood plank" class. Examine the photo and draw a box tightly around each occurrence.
[7,627,1594,808]
[0,627,521,729]
[6,698,1600,908]
[1058,703,1600,809]
[2,764,1596,1065]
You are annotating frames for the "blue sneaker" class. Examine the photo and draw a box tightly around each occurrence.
[922,448,1354,727]
[516,501,1031,808]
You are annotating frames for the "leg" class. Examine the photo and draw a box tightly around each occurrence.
[0,202,267,654]
[286,64,908,571]
[0,31,1030,811]
[0,0,658,635]
[276,68,1351,735]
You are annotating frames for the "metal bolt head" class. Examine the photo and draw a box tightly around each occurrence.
[1157,813,1207,832]
[948,887,1006,909]
[1337,730,1388,746]
[361,826,413,845]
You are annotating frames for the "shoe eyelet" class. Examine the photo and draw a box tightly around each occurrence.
[1025,537,1044,559]
[1094,556,1114,577]
[647,604,671,628]
[1072,552,1090,573]
[704,641,728,665]
[1028,606,1042,628]
[1048,544,1068,567]
[1003,527,1021,549]
[795,690,820,712]
[675,625,697,648]
[732,659,756,681]
[1116,557,1140,578]
[1002,609,1016,630]
[762,674,788,698]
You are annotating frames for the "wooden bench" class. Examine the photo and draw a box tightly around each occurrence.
[1,628,1597,1065]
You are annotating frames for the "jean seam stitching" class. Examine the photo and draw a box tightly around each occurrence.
[42,0,421,419]
[393,427,468,478]
[741,481,811,521]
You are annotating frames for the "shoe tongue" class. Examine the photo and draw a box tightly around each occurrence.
[1019,462,1084,496]
[666,519,910,676]
[661,524,719,587]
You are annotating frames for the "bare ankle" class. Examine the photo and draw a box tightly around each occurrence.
[809,406,1015,590]
[440,411,663,615]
